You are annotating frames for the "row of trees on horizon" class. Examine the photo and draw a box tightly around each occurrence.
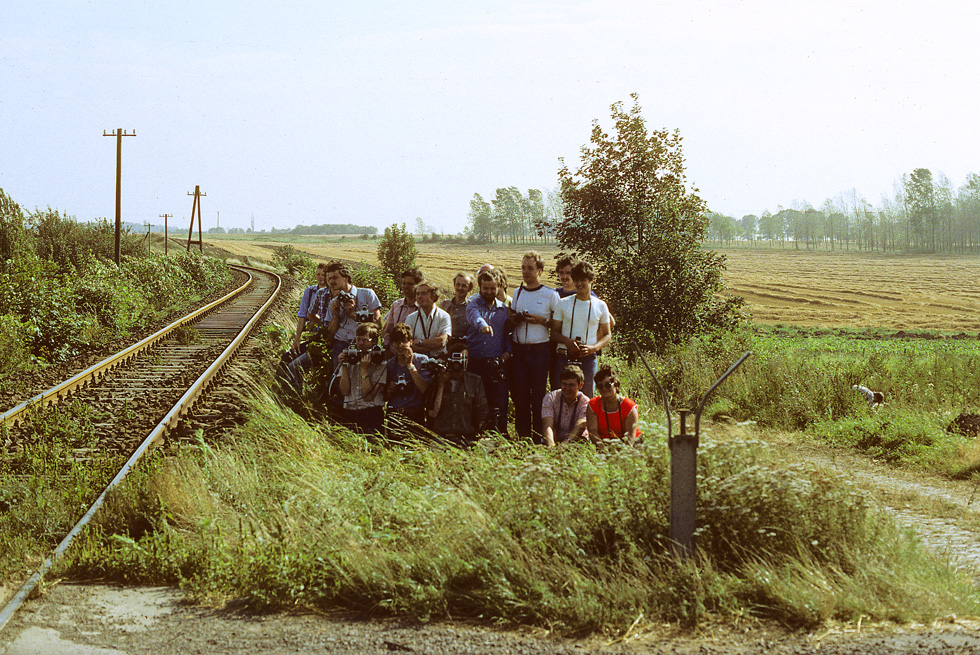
[707,168,980,253]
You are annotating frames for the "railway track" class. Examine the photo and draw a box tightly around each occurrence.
[0,264,284,631]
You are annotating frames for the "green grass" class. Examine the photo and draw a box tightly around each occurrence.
[60,385,980,635]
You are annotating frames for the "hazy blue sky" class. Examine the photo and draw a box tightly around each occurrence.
[2,1,978,233]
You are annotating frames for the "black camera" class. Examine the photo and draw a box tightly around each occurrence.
[337,290,356,305]
[367,344,385,365]
[354,304,373,323]
[393,373,409,394]
[486,356,507,382]
[447,352,466,372]
[422,358,446,375]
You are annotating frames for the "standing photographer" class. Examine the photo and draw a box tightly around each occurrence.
[382,268,423,355]
[550,260,611,397]
[405,280,451,358]
[384,323,432,432]
[309,261,382,373]
[338,323,387,438]
[508,251,559,444]
[465,268,512,434]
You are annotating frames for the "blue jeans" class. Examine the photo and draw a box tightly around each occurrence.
[469,357,510,434]
[510,342,551,443]
[555,353,598,398]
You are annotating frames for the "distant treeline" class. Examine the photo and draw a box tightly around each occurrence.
[706,168,980,254]
[271,223,377,235]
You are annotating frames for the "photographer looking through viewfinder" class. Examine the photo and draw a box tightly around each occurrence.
[338,322,387,438]
[427,346,490,447]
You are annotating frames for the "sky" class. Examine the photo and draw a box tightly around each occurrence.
[3,0,979,234]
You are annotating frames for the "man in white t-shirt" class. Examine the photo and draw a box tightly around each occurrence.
[404,280,452,358]
[550,260,611,397]
[508,250,559,443]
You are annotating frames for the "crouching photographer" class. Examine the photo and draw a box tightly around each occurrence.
[337,323,387,439]
[384,323,433,437]
[426,347,490,447]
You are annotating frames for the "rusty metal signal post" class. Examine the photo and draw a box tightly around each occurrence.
[102,129,136,265]
[632,343,751,560]
[186,186,206,252]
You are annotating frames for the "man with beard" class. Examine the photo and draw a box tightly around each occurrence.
[465,268,512,434]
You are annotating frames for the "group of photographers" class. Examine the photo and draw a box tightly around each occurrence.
[281,253,638,447]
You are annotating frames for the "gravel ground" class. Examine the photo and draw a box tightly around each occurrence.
[3,584,980,655]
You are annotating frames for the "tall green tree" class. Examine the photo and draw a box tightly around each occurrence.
[904,168,935,250]
[556,95,743,352]
[466,193,493,243]
[377,223,418,284]
[0,189,29,273]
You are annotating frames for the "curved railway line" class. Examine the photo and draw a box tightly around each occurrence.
[0,265,284,632]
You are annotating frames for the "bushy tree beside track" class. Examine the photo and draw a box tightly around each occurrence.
[556,96,744,352]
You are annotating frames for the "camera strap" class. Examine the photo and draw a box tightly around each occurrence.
[415,309,432,339]
[567,297,592,343]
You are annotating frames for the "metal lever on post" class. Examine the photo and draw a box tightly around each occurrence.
[632,342,752,560]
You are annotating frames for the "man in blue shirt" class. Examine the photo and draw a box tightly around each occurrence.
[465,268,512,434]
[309,261,382,373]
[385,322,433,435]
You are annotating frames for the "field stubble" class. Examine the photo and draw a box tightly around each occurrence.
[208,236,980,331]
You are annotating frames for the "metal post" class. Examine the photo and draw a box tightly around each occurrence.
[632,342,751,561]
[670,408,697,559]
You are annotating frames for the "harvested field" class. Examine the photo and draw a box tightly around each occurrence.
[205,235,980,332]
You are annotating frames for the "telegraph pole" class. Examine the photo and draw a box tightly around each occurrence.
[102,129,136,264]
[159,213,171,255]
[144,222,152,255]
[186,186,206,252]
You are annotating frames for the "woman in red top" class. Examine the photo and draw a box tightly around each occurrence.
[586,365,639,446]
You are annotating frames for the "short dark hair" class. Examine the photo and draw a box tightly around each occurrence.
[325,261,352,283]
[560,364,585,384]
[355,322,379,342]
[391,323,413,344]
[401,268,424,284]
[453,272,474,293]
[570,260,595,282]
[594,364,620,391]
[556,253,578,272]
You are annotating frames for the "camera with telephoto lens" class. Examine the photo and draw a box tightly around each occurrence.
[354,304,374,322]
[447,351,466,372]
[393,373,409,394]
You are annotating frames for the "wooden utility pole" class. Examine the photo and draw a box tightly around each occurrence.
[102,129,136,265]
[159,213,171,255]
[145,223,152,254]
[186,186,206,252]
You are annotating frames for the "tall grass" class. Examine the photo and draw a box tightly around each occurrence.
[64,386,979,634]
[615,327,980,476]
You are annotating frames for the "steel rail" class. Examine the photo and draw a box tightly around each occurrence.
[0,271,254,429]
[0,265,282,634]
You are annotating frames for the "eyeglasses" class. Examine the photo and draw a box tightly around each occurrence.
[596,381,615,391]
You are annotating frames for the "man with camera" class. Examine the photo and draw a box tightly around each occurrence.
[541,364,590,447]
[338,322,387,438]
[309,261,383,373]
[382,268,423,356]
[465,268,511,434]
[404,280,451,359]
[427,347,490,447]
[508,251,559,444]
[550,260,611,397]
[384,322,433,432]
